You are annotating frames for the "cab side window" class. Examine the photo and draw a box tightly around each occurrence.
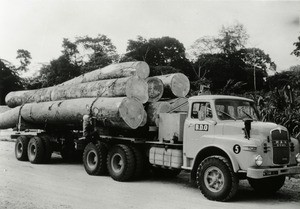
[191,102,212,119]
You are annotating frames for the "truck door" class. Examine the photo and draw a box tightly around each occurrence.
[183,101,215,160]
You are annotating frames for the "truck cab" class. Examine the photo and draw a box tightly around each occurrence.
[180,95,300,201]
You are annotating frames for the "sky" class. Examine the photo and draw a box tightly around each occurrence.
[0,0,299,77]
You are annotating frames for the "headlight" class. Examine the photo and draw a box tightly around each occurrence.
[255,155,263,166]
[296,153,300,163]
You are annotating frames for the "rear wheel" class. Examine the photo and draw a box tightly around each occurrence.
[107,144,135,182]
[83,142,108,175]
[248,176,286,194]
[130,145,145,180]
[40,134,52,163]
[15,136,29,161]
[196,156,238,201]
[27,136,45,164]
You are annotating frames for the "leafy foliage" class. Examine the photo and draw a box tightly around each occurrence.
[259,87,300,138]
[0,59,23,104]
[16,49,32,72]
[34,55,81,88]
[292,35,300,57]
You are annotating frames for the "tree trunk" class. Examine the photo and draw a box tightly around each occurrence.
[155,73,190,98]
[146,77,164,102]
[0,97,144,130]
[60,61,150,86]
[146,102,171,126]
[5,76,149,107]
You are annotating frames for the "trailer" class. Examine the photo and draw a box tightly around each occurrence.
[10,95,300,201]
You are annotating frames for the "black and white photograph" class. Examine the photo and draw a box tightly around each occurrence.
[0,0,300,208]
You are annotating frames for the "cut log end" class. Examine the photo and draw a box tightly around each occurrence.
[171,73,190,97]
[146,77,164,103]
[134,62,150,79]
[119,98,144,129]
[126,76,149,104]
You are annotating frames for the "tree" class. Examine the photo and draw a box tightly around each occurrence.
[125,36,187,66]
[37,55,81,87]
[0,59,23,105]
[266,65,300,90]
[124,36,194,76]
[292,35,300,57]
[188,23,275,93]
[216,23,249,54]
[16,49,32,72]
[62,38,80,65]
[75,34,119,72]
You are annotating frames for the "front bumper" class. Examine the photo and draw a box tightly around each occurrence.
[247,164,300,179]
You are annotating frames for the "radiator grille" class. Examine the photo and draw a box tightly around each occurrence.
[271,129,289,164]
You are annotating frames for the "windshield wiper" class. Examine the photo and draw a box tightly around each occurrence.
[217,110,236,121]
[242,110,256,121]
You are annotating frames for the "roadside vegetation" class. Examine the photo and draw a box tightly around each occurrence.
[1,22,299,139]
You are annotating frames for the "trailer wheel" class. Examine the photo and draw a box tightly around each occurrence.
[130,145,145,180]
[196,156,238,201]
[27,136,45,164]
[15,136,29,161]
[83,142,108,175]
[40,135,52,163]
[107,144,135,182]
[248,176,285,194]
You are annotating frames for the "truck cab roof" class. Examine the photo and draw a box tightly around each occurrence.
[188,95,254,103]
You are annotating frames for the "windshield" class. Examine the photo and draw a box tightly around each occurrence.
[215,99,259,121]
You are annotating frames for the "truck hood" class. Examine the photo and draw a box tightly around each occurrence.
[220,121,285,138]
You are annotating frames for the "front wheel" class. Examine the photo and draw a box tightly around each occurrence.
[248,176,285,194]
[196,156,238,201]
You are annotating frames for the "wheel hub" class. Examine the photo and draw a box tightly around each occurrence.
[111,153,124,174]
[17,142,23,156]
[87,150,98,169]
[204,166,224,192]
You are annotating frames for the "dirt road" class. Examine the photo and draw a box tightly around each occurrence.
[0,141,299,209]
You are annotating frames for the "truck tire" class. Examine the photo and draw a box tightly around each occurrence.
[15,136,29,161]
[40,135,52,163]
[248,176,286,194]
[130,145,145,180]
[27,136,45,164]
[107,144,135,182]
[196,156,238,201]
[83,142,108,175]
[60,139,75,162]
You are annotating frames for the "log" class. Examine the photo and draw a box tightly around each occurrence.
[139,110,148,127]
[5,76,149,107]
[60,61,150,86]
[0,97,144,130]
[146,77,164,102]
[0,105,11,114]
[155,73,190,98]
[146,102,171,126]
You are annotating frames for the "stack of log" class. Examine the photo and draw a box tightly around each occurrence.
[0,61,190,130]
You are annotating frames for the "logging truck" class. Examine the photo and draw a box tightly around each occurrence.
[12,95,300,201]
